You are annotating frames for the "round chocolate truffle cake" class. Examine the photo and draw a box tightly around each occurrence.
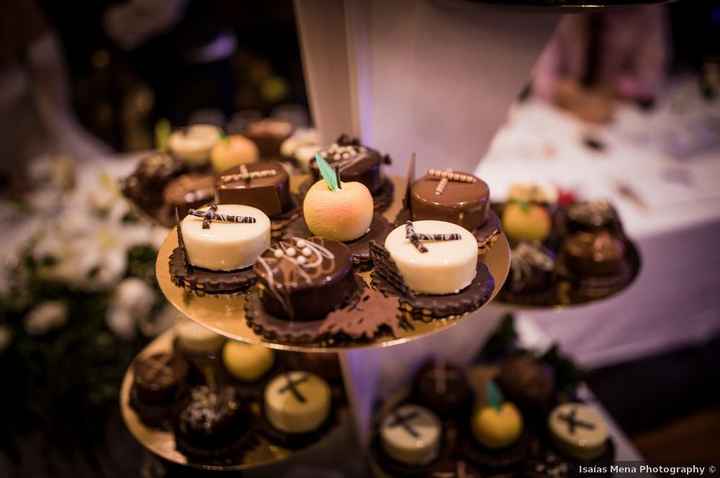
[253,237,356,321]
[216,161,293,217]
[310,135,389,194]
[410,169,490,231]
[163,174,215,219]
[562,231,625,277]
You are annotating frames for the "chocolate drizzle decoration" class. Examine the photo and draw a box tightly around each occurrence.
[219,165,277,183]
[188,204,257,229]
[278,373,309,403]
[387,409,420,439]
[405,221,461,253]
[557,407,596,435]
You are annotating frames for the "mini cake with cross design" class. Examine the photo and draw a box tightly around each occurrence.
[380,404,442,466]
[215,161,294,218]
[253,237,356,321]
[264,371,332,435]
[130,351,189,427]
[549,403,609,461]
[384,220,478,295]
[410,168,490,232]
[413,360,472,417]
[168,124,222,167]
[310,134,391,194]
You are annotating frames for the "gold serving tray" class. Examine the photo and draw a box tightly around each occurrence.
[119,331,349,471]
[155,176,510,352]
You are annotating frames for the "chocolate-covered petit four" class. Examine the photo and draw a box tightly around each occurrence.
[133,352,189,404]
[410,169,490,231]
[254,237,356,321]
[244,118,294,158]
[122,152,185,206]
[174,385,246,457]
[565,200,621,235]
[507,243,555,294]
[163,174,215,219]
[311,134,390,194]
[216,161,293,217]
[562,231,625,277]
[497,354,556,415]
[414,361,472,417]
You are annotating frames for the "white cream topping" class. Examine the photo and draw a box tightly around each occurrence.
[380,404,441,466]
[264,371,331,434]
[181,204,270,271]
[168,124,221,165]
[549,403,609,460]
[384,220,478,295]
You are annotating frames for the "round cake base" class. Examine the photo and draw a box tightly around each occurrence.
[169,248,257,295]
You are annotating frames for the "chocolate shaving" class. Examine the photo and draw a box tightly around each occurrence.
[405,221,461,253]
[188,204,257,229]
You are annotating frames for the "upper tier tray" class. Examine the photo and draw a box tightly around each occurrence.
[471,0,671,11]
[156,176,511,352]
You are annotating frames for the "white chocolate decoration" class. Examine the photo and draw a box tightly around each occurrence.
[168,124,221,165]
[265,371,331,434]
[381,404,441,466]
[222,341,274,382]
[175,320,224,354]
[384,220,478,295]
[181,204,270,271]
[549,404,608,460]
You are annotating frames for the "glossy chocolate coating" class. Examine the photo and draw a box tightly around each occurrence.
[410,172,490,231]
[123,152,186,206]
[414,361,471,416]
[310,135,388,194]
[133,352,189,404]
[175,385,244,449]
[162,174,215,218]
[565,200,622,235]
[244,119,294,158]
[497,354,555,415]
[563,231,625,277]
[254,238,355,321]
[216,161,292,217]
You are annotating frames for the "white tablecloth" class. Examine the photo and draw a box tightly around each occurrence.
[478,78,720,369]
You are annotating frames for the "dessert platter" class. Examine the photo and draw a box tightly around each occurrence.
[120,321,349,471]
[368,322,615,478]
[494,183,641,308]
[152,141,510,351]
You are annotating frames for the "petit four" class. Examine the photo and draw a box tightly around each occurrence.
[210,134,259,173]
[502,201,552,242]
[254,237,355,321]
[507,243,555,294]
[180,204,271,271]
[168,124,222,166]
[380,404,442,466]
[384,220,478,295]
[174,385,246,457]
[414,361,472,417]
[472,382,523,449]
[130,351,189,426]
[244,118,294,158]
[311,134,390,194]
[122,152,185,206]
[175,320,225,356]
[410,169,490,231]
[264,371,331,434]
[565,200,620,235]
[162,174,215,219]
[562,231,625,277]
[548,403,608,460]
[303,158,374,242]
[508,183,558,205]
[497,354,556,414]
[222,341,274,382]
[216,161,293,217]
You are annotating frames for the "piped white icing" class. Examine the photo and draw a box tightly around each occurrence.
[380,404,441,466]
[264,371,331,434]
[384,220,478,295]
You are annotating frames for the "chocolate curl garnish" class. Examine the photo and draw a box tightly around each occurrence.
[405,221,461,253]
[388,409,420,438]
[404,153,416,214]
[188,204,257,229]
[219,166,277,183]
[175,207,193,271]
[278,373,309,403]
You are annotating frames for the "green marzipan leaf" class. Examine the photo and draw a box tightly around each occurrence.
[486,380,504,411]
[315,153,338,191]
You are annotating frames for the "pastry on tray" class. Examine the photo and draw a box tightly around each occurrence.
[243,118,295,159]
[129,351,189,428]
[168,124,222,167]
[210,134,259,173]
[169,204,270,294]
[121,151,186,212]
[162,173,215,219]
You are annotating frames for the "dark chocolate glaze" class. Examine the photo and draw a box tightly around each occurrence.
[254,237,355,321]
[122,152,186,207]
[413,361,472,417]
[562,231,625,277]
[216,161,292,217]
[309,134,390,194]
[243,119,294,158]
[497,354,556,416]
[133,352,189,405]
[163,174,215,219]
[565,200,622,235]
[410,172,490,231]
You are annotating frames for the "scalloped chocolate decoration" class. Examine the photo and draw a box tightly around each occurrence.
[369,241,495,319]
[298,176,395,214]
[283,213,393,268]
[169,247,256,295]
[244,277,406,346]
